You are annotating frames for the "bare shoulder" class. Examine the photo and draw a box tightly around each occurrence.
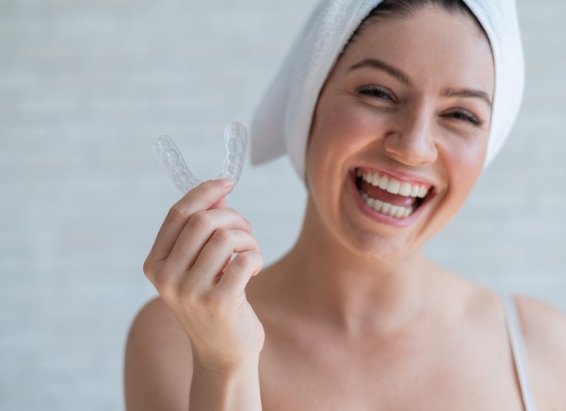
[513,294,566,356]
[513,294,566,409]
[124,297,193,411]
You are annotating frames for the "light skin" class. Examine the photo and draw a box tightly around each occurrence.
[125,5,566,411]
[290,5,494,335]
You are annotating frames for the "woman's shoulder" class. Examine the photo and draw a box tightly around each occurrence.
[126,296,192,355]
[513,293,566,353]
[128,296,187,333]
[512,293,566,409]
[124,297,193,410]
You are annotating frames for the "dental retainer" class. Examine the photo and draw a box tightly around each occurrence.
[152,122,248,193]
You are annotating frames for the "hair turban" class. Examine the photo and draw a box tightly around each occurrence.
[249,0,524,181]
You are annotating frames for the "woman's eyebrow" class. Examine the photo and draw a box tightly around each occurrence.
[348,58,410,86]
[441,88,493,108]
[348,58,492,108]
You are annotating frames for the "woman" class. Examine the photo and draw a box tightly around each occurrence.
[125,1,566,410]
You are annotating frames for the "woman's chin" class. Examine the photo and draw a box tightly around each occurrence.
[336,223,422,264]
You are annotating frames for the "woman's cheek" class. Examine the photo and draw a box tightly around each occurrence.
[323,100,385,151]
[443,136,487,198]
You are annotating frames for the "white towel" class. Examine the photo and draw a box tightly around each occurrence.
[249,0,524,181]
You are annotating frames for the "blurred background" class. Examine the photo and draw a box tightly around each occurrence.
[0,0,564,409]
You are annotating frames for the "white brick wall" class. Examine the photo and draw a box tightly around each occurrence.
[0,0,564,409]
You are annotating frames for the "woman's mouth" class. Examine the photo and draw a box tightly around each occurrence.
[354,168,435,220]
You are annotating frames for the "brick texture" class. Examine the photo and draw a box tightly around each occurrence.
[0,0,564,409]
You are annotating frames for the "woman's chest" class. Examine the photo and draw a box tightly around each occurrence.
[256,332,526,411]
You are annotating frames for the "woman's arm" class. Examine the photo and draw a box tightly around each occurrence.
[124,297,262,411]
[515,295,566,411]
[125,179,265,410]
[124,298,193,410]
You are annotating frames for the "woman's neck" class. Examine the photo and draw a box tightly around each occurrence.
[271,199,446,338]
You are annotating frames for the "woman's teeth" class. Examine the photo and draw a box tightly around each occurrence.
[360,192,413,219]
[356,169,429,198]
[355,169,433,219]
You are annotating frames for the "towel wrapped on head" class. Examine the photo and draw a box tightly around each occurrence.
[249,0,524,182]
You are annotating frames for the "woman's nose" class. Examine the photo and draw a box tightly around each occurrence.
[383,111,438,167]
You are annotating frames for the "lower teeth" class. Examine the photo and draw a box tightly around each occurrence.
[359,190,414,219]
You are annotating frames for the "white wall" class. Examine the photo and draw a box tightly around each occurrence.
[0,0,564,409]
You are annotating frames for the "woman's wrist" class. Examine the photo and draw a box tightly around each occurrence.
[192,354,260,380]
[190,357,262,411]
[192,347,261,373]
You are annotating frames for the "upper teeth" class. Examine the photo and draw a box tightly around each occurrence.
[356,169,430,198]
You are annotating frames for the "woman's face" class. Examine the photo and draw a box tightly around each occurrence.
[305,5,495,261]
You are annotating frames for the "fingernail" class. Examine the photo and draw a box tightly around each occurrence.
[218,177,233,188]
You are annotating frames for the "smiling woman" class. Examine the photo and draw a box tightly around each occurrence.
[304,4,495,261]
[124,1,566,410]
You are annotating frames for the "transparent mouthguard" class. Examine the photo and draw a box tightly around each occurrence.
[152,122,248,193]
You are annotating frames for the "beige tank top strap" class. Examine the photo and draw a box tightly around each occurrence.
[500,293,538,411]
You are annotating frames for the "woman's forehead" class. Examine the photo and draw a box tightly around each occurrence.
[336,6,494,92]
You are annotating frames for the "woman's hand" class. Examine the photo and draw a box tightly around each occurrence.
[143,178,265,370]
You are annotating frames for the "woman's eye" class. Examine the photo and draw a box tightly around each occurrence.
[445,110,482,126]
[357,86,395,102]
